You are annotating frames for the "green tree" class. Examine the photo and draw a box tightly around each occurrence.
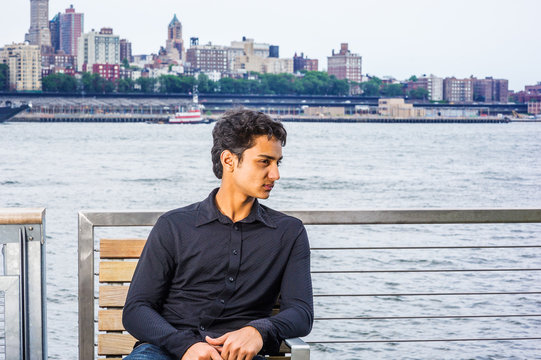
[381,83,405,97]
[121,58,130,69]
[218,77,236,94]
[117,78,134,93]
[197,73,215,93]
[409,75,418,82]
[408,87,429,100]
[42,73,77,92]
[135,77,157,93]
[361,77,382,96]
[0,64,8,91]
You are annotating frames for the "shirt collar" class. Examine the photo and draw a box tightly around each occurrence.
[196,188,277,229]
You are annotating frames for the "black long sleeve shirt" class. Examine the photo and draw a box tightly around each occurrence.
[122,188,313,359]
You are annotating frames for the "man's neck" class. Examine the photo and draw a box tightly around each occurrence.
[215,186,255,223]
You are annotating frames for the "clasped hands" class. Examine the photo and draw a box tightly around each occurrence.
[181,326,263,360]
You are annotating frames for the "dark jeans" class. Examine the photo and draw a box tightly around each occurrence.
[124,342,266,360]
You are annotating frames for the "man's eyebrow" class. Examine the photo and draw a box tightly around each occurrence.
[257,154,283,161]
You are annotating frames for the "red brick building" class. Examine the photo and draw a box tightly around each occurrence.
[472,77,509,102]
[83,63,120,81]
[327,43,362,83]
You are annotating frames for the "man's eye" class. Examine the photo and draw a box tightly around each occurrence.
[260,160,269,165]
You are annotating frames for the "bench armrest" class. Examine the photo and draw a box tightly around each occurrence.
[285,338,310,360]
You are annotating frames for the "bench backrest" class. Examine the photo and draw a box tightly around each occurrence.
[97,239,144,359]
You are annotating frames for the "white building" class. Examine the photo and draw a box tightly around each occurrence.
[427,74,443,101]
[228,38,271,72]
[0,43,42,91]
[77,28,120,71]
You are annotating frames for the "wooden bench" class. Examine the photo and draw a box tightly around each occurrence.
[96,238,308,360]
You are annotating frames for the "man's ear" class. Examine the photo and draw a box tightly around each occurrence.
[220,150,236,173]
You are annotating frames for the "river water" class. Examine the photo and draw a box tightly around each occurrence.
[1,121,540,359]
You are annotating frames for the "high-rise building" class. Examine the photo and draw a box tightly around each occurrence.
[59,5,84,56]
[443,77,473,103]
[472,77,508,103]
[165,14,184,62]
[0,43,42,91]
[293,53,318,72]
[186,43,228,73]
[327,43,362,83]
[77,28,120,71]
[26,0,52,48]
[120,39,132,62]
[49,13,60,52]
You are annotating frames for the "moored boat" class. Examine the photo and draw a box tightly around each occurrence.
[167,86,210,124]
[168,106,207,124]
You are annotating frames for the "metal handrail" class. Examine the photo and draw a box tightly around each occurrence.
[0,208,47,360]
[78,209,541,359]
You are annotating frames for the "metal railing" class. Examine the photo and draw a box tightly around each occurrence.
[0,208,47,360]
[78,209,541,359]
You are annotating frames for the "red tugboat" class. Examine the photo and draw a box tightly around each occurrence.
[168,87,209,124]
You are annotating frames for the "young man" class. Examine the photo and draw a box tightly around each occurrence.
[123,109,313,360]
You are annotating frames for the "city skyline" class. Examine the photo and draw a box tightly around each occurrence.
[1,0,540,91]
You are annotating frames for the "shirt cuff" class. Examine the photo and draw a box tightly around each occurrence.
[162,329,203,359]
[247,318,280,354]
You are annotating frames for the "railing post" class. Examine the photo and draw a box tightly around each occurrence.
[78,212,95,360]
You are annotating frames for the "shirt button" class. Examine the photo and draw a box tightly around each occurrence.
[232,249,238,255]
[200,325,205,331]
[234,225,239,231]
[228,277,234,282]
[220,299,225,304]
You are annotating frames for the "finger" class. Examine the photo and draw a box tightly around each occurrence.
[209,347,224,360]
[206,335,226,345]
[220,344,230,360]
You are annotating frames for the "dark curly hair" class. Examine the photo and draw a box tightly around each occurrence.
[211,108,287,179]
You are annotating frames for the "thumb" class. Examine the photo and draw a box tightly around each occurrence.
[205,335,226,345]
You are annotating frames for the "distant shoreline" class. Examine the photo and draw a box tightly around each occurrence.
[7,113,522,123]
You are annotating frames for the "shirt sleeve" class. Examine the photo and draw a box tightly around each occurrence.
[247,224,314,353]
[122,216,202,358]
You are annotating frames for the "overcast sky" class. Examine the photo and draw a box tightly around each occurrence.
[1,0,539,91]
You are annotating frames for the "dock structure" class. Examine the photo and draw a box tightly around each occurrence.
[13,114,510,123]
[0,93,531,123]
[279,116,510,124]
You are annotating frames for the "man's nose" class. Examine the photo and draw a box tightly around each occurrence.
[269,163,280,181]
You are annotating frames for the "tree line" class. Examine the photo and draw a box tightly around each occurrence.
[360,76,429,100]
[41,71,352,95]
[3,64,430,99]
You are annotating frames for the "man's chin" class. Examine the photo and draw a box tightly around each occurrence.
[257,191,272,199]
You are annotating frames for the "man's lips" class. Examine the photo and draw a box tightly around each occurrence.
[263,184,274,191]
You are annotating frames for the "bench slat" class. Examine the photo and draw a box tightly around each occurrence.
[100,261,137,282]
[100,239,146,259]
[99,309,124,331]
[100,286,129,307]
[97,333,137,355]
